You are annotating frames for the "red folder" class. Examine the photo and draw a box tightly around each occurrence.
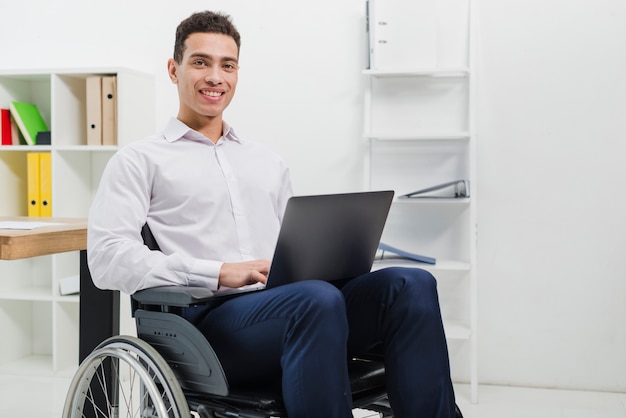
[1,108,12,145]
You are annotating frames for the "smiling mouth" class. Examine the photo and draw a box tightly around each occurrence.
[201,90,223,97]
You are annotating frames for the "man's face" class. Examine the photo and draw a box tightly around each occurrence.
[169,32,239,125]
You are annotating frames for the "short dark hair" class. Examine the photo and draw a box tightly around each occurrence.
[173,11,241,63]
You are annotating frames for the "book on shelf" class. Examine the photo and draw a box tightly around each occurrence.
[1,108,12,145]
[26,153,41,216]
[86,75,118,146]
[101,75,118,145]
[365,0,371,70]
[86,76,102,146]
[39,152,52,216]
[399,180,470,199]
[25,152,52,217]
[36,131,51,145]
[376,242,436,265]
[9,101,49,146]
[59,274,80,296]
[366,0,438,70]
[11,114,22,145]
[2,108,23,145]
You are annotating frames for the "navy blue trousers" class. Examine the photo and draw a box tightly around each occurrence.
[182,267,456,417]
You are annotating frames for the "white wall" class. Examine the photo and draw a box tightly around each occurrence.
[0,0,367,194]
[1,0,625,393]
[476,0,626,392]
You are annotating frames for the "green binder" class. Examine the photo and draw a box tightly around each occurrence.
[9,101,49,145]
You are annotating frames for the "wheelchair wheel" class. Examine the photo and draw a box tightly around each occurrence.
[63,335,190,418]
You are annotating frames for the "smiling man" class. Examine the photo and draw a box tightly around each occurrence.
[169,29,239,143]
[87,10,461,418]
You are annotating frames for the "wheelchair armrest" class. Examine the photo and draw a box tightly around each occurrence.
[132,286,216,308]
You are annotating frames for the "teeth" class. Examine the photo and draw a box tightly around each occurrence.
[203,91,222,97]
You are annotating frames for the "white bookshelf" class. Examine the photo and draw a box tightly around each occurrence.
[365,0,478,402]
[0,68,154,376]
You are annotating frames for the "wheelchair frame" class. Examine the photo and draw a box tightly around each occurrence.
[63,285,393,418]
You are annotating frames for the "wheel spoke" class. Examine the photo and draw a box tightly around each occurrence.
[63,336,189,418]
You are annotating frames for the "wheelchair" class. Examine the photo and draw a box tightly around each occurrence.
[63,224,395,418]
[63,284,396,418]
[63,226,463,417]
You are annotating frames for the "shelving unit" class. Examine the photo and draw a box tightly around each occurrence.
[0,68,154,376]
[364,0,478,402]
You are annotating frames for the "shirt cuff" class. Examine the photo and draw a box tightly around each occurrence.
[187,259,222,291]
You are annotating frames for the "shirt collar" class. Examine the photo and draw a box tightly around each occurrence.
[162,117,244,144]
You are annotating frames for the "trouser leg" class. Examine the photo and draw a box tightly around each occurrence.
[341,267,456,418]
[183,280,353,418]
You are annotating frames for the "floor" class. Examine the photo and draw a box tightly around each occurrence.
[0,374,624,417]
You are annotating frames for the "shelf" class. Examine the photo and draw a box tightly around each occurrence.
[394,197,471,205]
[363,68,469,78]
[0,67,154,378]
[366,0,477,402]
[0,67,144,77]
[0,355,77,378]
[0,287,53,301]
[56,295,80,303]
[0,145,118,152]
[372,258,471,275]
[55,145,118,152]
[0,355,54,376]
[366,132,470,141]
[0,145,53,152]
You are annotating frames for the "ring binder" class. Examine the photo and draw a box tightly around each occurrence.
[399,180,469,199]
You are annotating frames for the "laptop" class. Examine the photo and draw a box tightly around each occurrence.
[215,190,394,297]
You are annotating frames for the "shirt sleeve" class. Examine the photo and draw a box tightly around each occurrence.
[87,146,221,295]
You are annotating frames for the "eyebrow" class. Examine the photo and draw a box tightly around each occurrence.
[189,53,239,63]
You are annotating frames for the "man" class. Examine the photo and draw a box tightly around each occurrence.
[88,10,460,417]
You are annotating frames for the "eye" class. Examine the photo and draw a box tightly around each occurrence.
[223,63,238,71]
[192,60,207,67]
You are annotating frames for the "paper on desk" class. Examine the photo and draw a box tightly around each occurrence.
[0,221,63,230]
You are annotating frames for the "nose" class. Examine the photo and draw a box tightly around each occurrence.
[204,65,222,85]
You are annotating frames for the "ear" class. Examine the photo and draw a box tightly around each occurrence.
[167,58,178,84]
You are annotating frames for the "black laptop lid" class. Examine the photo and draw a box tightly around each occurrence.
[266,190,394,289]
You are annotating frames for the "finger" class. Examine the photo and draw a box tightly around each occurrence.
[252,271,267,284]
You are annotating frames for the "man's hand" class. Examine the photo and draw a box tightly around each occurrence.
[218,259,270,288]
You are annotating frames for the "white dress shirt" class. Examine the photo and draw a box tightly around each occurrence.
[87,118,293,295]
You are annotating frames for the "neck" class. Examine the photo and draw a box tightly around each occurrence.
[178,113,223,143]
